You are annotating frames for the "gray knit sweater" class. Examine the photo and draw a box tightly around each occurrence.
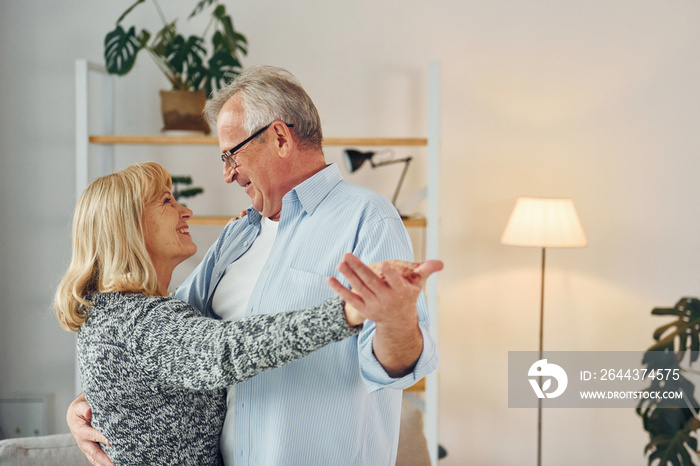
[78,292,359,465]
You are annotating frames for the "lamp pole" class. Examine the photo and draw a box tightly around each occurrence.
[538,247,546,466]
[373,157,413,207]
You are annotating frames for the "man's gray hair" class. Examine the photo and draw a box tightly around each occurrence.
[205,65,323,151]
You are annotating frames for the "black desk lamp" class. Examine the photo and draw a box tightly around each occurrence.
[343,149,413,207]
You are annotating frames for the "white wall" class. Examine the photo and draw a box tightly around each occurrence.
[2,0,700,463]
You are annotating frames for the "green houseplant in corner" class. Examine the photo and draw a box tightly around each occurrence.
[638,297,700,466]
[104,0,248,134]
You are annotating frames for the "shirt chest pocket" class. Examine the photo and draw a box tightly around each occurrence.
[285,261,338,305]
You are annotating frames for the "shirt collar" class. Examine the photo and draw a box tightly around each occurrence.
[284,163,343,216]
[244,206,263,226]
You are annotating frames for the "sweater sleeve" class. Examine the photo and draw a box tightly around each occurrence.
[129,296,360,390]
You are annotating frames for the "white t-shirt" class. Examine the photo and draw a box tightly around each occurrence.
[211,216,279,321]
[211,216,278,463]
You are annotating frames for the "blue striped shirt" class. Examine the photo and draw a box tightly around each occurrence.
[175,163,438,465]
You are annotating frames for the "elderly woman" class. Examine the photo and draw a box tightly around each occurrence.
[55,162,440,465]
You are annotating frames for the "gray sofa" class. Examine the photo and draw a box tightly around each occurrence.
[0,433,90,465]
[0,399,429,465]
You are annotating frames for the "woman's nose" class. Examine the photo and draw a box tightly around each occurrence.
[178,202,193,219]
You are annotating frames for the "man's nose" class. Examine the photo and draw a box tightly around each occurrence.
[223,161,237,183]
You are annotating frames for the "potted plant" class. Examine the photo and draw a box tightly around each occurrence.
[104,0,248,134]
[638,297,700,466]
[171,175,204,206]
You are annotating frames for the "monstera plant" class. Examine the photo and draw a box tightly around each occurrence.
[638,297,700,466]
[104,0,248,133]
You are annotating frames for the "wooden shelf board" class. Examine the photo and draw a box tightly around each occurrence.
[189,216,235,226]
[404,378,425,392]
[90,135,218,145]
[324,137,428,147]
[89,135,427,147]
[190,215,425,227]
[401,216,427,228]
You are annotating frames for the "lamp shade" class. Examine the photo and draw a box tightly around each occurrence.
[501,197,587,248]
[343,149,375,173]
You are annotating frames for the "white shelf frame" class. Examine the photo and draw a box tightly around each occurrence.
[75,58,441,465]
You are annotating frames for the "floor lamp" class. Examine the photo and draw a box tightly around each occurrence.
[500,197,587,466]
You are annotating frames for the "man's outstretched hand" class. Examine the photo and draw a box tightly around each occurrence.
[67,393,114,466]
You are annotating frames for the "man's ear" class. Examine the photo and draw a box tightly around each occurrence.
[270,121,293,159]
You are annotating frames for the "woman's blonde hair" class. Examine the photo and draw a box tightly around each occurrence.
[55,162,172,332]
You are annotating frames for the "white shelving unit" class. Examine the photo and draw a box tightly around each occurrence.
[75,59,441,464]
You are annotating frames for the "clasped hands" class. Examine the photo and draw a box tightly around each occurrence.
[330,253,444,328]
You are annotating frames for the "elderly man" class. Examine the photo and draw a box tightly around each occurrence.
[69,65,438,465]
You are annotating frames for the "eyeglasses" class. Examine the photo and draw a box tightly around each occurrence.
[220,122,294,168]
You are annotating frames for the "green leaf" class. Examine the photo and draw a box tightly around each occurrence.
[104,25,144,75]
[171,176,193,184]
[638,353,698,416]
[187,64,209,92]
[204,48,242,94]
[213,4,226,20]
[166,35,206,76]
[189,0,217,19]
[653,308,684,316]
[211,5,248,57]
[648,335,678,353]
[641,412,699,466]
[211,30,247,55]
[641,349,679,372]
[150,22,177,58]
[654,322,678,342]
[692,333,700,362]
[135,29,151,49]
[233,32,248,55]
[649,298,700,359]
[116,0,147,24]
[640,297,700,465]
[178,187,204,198]
[171,175,204,202]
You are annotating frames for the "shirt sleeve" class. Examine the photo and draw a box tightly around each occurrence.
[175,217,253,319]
[352,217,439,393]
[128,297,360,390]
[173,227,226,318]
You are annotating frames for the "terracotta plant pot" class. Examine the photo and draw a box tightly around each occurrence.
[159,89,210,134]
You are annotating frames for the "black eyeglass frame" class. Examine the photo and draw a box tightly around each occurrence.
[220,122,294,167]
